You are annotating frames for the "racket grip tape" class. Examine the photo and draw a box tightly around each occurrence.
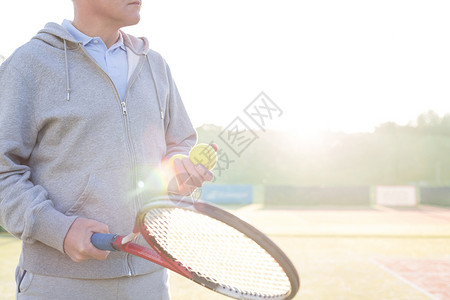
[91,233,119,251]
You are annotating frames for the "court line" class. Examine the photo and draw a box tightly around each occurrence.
[370,258,441,300]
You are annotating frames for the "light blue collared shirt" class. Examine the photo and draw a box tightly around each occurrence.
[62,20,128,101]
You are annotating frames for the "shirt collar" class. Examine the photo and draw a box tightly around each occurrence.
[61,19,126,51]
[62,19,92,46]
[113,32,126,52]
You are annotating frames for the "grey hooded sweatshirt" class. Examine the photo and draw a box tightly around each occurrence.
[0,23,196,278]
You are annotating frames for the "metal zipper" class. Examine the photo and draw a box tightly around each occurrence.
[119,58,146,277]
[120,60,144,117]
[121,102,127,115]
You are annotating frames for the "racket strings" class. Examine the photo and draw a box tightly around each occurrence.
[144,208,291,298]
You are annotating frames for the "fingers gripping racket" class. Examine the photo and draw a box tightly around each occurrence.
[91,196,300,299]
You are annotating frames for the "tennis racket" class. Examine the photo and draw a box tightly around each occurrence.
[91,195,299,299]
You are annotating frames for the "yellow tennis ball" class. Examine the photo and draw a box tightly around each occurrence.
[189,143,218,170]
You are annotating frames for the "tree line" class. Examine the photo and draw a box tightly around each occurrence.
[197,111,450,187]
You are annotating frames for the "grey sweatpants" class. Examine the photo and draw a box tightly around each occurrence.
[15,267,170,300]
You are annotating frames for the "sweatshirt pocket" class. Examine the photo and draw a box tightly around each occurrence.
[64,166,136,234]
[64,176,96,216]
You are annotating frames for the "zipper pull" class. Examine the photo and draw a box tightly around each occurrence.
[121,102,128,116]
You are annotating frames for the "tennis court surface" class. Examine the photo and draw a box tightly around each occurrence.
[1,204,449,299]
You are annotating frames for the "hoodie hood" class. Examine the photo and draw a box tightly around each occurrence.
[33,22,78,49]
[32,22,150,55]
[30,22,152,102]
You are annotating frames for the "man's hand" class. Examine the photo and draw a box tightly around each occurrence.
[64,217,110,262]
[168,157,214,195]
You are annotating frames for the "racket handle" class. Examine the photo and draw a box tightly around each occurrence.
[91,233,119,251]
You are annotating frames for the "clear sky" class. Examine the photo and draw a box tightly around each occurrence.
[1,0,449,134]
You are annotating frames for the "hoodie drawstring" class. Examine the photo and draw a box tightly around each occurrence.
[62,40,162,119]
[63,40,71,101]
[145,55,164,120]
